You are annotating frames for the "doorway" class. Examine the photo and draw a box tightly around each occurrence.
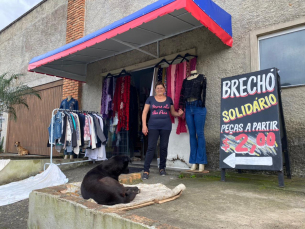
[105,67,154,160]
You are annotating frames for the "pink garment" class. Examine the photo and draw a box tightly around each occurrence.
[190,57,197,71]
[175,62,188,134]
[166,66,175,123]
[174,62,186,110]
[165,58,197,134]
[84,116,90,141]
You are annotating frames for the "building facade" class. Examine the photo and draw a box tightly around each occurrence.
[0,0,304,175]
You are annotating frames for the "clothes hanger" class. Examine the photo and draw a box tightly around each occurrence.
[118,69,131,77]
[170,54,184,65]
[154,58,170,68]
[179,55,190,63]
[180,53,197,63]
[106,73,114,78]
[183,53,198,59]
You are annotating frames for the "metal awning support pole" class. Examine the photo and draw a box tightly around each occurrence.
[110,38,158,58]
[50,108,58,165]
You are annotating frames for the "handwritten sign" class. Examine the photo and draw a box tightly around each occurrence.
[219,68,283,171]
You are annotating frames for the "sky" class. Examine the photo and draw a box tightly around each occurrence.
[0,0,43,31]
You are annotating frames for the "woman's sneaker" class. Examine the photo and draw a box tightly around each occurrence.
[159,169,166,176]
[142,172,149,180]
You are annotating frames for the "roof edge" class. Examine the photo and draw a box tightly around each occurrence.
[0,0,49,34]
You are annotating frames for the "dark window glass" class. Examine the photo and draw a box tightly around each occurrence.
[259,28,305,87]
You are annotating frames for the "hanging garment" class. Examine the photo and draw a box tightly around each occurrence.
[112,75,131,132]
[157,66,163,82]
[70,114,77,148]
[175,62,188,134]
[190,57,197,71]
[107,77,114,118]
[101,78,110,117]
[76,113,85,147]
[165,58,197,134]
[65,116,72,144]
[85,147,107,161]
[72,113,81,154]
[166,65,176,123]
[83,115,91,148]
[88,115,97,149]
[86,114,107,161]
[59,113,67,145]
[48,111,63,144]
[179,74,207,110]
[93,115,106,144]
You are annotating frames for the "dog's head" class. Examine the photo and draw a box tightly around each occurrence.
[14,141,20,147]
[102,155,131,176]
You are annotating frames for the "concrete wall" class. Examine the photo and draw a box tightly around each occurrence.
[0,0,68,151]
[0,159,92,185]
[85,0,159,35]
[83,0,305,175]
[28,187,161,229]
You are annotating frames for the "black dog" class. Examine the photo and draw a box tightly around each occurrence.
[81,155,140,205]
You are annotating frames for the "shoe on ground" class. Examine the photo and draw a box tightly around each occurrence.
[142,172,149,180]
[159,169,166,176]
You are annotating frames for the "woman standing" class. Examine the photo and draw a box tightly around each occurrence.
[142,82,183,179]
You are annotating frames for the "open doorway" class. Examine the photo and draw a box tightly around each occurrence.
[105,67,154,161]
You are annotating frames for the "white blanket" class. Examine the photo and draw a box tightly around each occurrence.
[0,159,10,172]
[64,182,186,209]
[0,164,68,206]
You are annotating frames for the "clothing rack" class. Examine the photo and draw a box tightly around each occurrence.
[44,108,100,170]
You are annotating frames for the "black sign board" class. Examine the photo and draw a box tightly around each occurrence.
[219,68,290,186]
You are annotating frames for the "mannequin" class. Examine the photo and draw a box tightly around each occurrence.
[187,70,199,80]
[60,95,79,110]
[179,69,207,172]
[60,95,79,159]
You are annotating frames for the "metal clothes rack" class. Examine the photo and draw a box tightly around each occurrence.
[44,108,100,170]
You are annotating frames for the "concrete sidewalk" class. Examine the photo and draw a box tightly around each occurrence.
[1,162,305,228]
[129,165,305,229]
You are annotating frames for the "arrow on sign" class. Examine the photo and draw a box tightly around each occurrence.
[223,153,273,168]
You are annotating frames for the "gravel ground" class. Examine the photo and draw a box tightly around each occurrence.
[0,162,143,229]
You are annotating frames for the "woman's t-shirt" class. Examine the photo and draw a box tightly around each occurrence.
[145,96,173,130]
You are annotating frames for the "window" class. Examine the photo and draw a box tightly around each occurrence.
[258,26,305,87]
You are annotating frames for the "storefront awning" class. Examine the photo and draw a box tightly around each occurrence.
[28,0,233,82]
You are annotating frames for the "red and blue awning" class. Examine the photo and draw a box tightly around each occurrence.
[28,0,233,82]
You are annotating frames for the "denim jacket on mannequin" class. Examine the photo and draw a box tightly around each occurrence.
[60,98,79,110]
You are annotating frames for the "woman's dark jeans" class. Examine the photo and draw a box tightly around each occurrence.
[185,101,207,164]
[144,129,171,172]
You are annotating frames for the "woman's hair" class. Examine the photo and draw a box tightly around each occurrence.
[155,81,165,89]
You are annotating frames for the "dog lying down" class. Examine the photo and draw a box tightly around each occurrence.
[81,155,140,205]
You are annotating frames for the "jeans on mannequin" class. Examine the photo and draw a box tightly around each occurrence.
[185,101,207,164]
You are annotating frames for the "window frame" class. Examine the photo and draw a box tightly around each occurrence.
[250,17,305,88]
